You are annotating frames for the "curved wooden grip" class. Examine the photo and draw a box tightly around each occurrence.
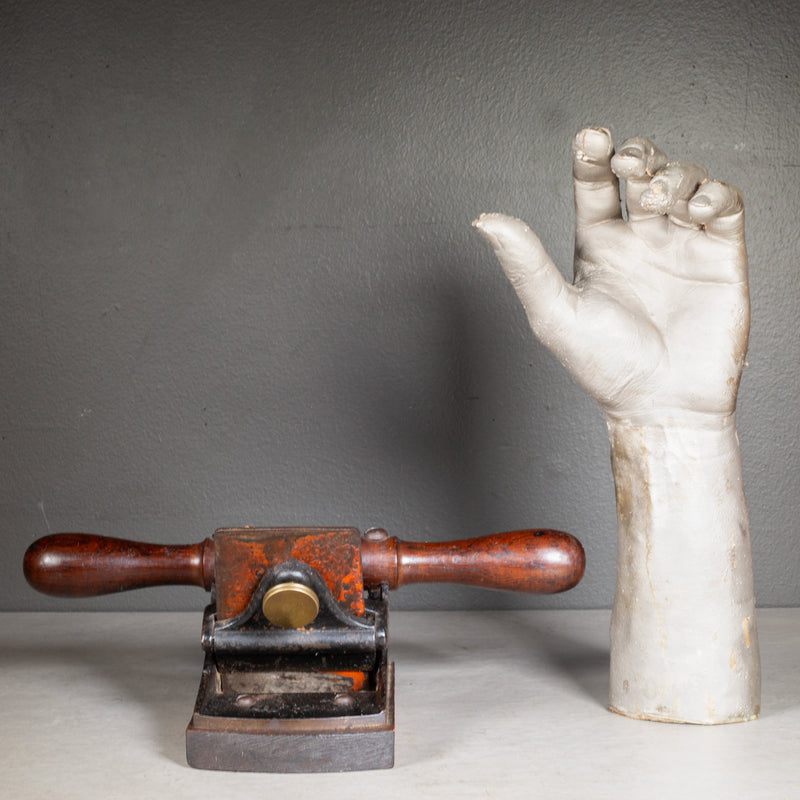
[360,529,585,594]
[23,534,214,598]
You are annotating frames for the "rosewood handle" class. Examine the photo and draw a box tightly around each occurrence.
[23,534,215,597]
[24,529,584,598]
[361,530,585,594]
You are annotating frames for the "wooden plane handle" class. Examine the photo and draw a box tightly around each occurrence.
[360,529,585,594]
[23,533,215,598]
[24,529,584,598]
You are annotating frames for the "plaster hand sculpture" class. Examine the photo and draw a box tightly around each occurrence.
[474,127,760,724]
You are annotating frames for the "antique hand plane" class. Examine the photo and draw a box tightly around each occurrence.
[24,526,585,772]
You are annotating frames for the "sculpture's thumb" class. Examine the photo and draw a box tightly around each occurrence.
[473,213,577,350]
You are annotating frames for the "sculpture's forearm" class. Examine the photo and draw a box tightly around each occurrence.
[606,416,760,723]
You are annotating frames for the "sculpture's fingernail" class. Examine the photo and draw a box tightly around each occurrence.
[611,146,647,179]
[687,194,715,224]
[689,194,712,209]
[611,139,668,180]
[618,144,644,160]
[573,127,613,163]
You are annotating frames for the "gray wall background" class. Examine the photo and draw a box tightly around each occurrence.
[3,0,798,611]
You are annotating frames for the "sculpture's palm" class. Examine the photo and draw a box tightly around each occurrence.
[475,128,749,426]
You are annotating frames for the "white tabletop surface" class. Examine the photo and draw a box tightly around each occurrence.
[2,608,798,798]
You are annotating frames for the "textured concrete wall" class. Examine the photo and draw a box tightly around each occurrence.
[3,0,798,610]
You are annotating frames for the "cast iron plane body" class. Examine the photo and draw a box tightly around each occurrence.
[24,526,585,772]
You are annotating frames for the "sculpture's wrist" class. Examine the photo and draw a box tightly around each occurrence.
[605,415,750,563]
[601,403,740,431]
[605,414,746,506]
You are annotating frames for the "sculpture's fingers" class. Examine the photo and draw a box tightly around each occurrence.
[610,137,668,222]
[572,127,622,228]
[473,213,578,351]
[640,161,708,226]
[688,180,745,245]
